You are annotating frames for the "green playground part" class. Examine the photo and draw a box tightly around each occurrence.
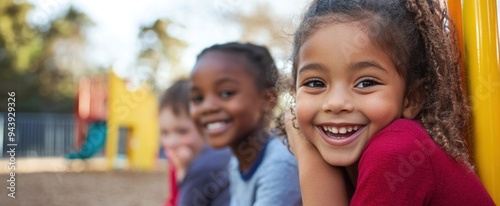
[66,121,107,160]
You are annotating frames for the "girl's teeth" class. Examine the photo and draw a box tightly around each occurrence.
[322,125,362,134]
[207,122,225,130]
[332,127,338,133]
[339,127,347,134]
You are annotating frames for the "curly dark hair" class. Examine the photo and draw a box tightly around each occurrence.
[288,0,471,167]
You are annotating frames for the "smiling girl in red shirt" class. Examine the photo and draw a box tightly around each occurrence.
[285,0,495,205]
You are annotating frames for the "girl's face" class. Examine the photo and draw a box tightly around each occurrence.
[159,108,204,165]
[295,22,409,167]
[190,51,267,148]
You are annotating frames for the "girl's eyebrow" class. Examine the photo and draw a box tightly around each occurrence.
[298,61,388,76]
[215,77,239,86]
[298,63,327,75]
[350,60,388,73]
[190,77,238,92]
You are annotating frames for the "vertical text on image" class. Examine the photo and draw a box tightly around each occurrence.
[7,92,16,198]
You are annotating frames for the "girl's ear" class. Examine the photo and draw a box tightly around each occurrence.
[402,80,425,119]
[402,96,423,119]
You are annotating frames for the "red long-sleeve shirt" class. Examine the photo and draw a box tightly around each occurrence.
[351,119,494,205]
[165,164,178,206]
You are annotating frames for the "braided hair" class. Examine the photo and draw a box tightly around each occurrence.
[290,0,471,167]
[196,42,279,92]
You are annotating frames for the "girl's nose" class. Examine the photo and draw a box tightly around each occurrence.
[322,85,354,114]
[201,95,221,115]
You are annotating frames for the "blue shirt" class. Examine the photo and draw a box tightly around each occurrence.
[179,147,231,206]
[229,137,302,206]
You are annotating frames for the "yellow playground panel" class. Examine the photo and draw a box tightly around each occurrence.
[106,72,159,171]
[458,0,500,203]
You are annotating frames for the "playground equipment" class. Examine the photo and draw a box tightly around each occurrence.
[67,121,107,159]
[63,0,499,200]
[67,75,108,160]
[68,72,159,171]
[106,72,159,171]
[447,0,500,203]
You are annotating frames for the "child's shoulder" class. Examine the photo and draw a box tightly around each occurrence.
[354,119,438,203]
[355,121,495,205]
[263,137,297,164]
[248,137,298,176]
[363,118,437,158]
[191,147,231,172]
[228,137,297,177]
[228,137,299,183]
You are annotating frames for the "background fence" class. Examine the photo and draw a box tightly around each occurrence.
[1,113,77,158]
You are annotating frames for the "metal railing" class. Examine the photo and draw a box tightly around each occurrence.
[1,113,76,158]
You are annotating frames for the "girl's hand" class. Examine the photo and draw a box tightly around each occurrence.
[167,146,195,168]
[285,108,316,157]
[285,108,349,205]
[176,145,195,167]
[166,146,194,182]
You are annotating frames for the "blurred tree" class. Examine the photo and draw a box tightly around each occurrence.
[137,19,187,91]
[222,3,295,70]
[0,0,93,113]
[236,4,293,53]
[217,2,298,110]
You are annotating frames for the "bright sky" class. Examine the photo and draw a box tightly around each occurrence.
[26,0,500,88]
[27,0,310,87]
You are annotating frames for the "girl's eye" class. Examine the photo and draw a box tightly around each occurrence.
[355,79,379,88]
[303,79,325,88]
[191,95,203,104]
[220,90,235,98]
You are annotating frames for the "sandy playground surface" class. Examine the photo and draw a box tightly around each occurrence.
[0,158,168,206]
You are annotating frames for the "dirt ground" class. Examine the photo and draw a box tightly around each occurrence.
[0,171,168,206]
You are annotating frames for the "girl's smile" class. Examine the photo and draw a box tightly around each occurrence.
[295,21,412,167]
[190,51,268,149]
[317,123,366,146]
[202,119,232,136]
[287,0,490,204]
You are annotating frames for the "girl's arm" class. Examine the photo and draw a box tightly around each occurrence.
[285,112,349,206]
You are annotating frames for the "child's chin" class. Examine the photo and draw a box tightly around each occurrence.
[320,151,356,167]
[207,139,230,149]
[210,145,228,149]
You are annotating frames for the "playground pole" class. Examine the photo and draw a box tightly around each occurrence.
[463,0,500,203]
